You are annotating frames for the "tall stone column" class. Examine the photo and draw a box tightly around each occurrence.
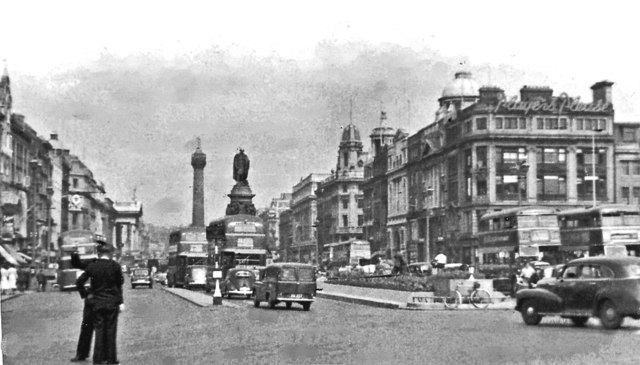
[191,140,206,226]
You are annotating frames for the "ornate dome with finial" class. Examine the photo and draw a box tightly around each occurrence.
[441,71,480,98]
[341,123,361,143]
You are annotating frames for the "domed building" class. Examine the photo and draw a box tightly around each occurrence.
[436,71,480,121]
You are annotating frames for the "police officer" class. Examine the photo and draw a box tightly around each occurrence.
[70,239,102,362]
[76,243,123,365]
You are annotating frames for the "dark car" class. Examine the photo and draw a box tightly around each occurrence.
[221,268,255,299]
[131,268,153,289]
[515,256,640,329]
[253,263,316,311]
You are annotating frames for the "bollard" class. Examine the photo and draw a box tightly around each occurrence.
[212,267,222,305]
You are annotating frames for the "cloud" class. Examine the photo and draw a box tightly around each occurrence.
[11,41,623,226]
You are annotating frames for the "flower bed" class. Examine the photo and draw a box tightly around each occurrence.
[326,271,480,293]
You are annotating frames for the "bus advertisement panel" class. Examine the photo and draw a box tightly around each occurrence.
[206,214,268,273]
[324,240,371,266]
[478,207,561,265]
[58,230,97,291]
[166,227,210,289]
[558,204,640,257]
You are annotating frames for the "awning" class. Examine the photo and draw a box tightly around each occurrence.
[0,245,19,265]
[2,244,28,265]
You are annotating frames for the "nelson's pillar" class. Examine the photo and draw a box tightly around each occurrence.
[191,139,206,226]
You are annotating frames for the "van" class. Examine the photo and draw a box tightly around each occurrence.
[253,263,316,311]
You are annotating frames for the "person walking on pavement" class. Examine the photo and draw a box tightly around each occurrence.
[36,269,47,292]
[76,243,123,365]
[1,264,8,295]
[7,264,17,294]
[70,240,101,362]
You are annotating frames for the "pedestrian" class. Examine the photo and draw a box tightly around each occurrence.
[36,269,47,292]
[70,242,100,362]
[1,264,8,295]
[520,262,536,288]
[432,251,447,274]
[76,243,123,365]
[23,266,31,291]
[7,264,17,295]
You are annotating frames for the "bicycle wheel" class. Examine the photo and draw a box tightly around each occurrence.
[443,291,462,309]
[470,289,492,309]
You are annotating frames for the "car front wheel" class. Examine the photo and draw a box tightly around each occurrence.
[520,300,542,325]
[599,300,623,330]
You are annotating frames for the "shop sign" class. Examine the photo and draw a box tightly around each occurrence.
[495,96,611,115]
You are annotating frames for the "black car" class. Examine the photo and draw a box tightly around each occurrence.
[516,256,640,329]
[131,268,153,289]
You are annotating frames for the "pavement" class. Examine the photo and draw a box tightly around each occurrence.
[316,282,516,311]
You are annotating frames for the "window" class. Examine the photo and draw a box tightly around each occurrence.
[505,117,518,129]
[562,265,579,279]
[342,215,348,227]
[622,161,630,175]
[463,120,472,134]
[621,187,630,204]
[477,180,487,196]
[622,127,637,142]
[73,178,78,188]
[634,187,640,204]
[342,198,349,209]
[519,118,527,129]
[495,117,503,129]
[496,147,527,201]
[358,215,364,226]
[476,146,487,168]
[476,117,487,130]
[634,161,640,175]
[357,199,363,209]
[576,119,583,130]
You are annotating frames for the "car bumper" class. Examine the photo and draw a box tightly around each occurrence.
[276,297,315,302]
[132,280,152,285]
[227,287,253,296]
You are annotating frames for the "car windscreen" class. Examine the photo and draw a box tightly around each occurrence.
[134,270,149,276]
[297,267,314,281]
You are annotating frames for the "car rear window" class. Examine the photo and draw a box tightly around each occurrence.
[134,270,149,276]
[279,268,297,281]
[298,268,314,281]
[625,264,640,278]
[235,271,252,278]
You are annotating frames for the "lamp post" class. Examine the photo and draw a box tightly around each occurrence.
[424,186,434,263]
[46,185,54,266]
[29,159,41,265]
[591,128,604,207]
[517,161,529,206]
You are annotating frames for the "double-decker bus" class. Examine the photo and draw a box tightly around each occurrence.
[166,226,209,289]
[323,240,371,267]
[477,207,562,266]
[206,214,268,275]
[57,230,98,291]
[558,204,640,257]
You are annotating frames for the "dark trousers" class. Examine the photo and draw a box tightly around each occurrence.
[92,307,119,364]
[76,300,93,358]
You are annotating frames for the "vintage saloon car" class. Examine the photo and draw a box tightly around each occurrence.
[516,256,640,329]
[221,268,255,299]
[131,268,153,289]
[253,263,316,311]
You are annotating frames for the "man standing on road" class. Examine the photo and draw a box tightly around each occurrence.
[433,251,447,274]
[70,241,100,363]
[76,243,123,365]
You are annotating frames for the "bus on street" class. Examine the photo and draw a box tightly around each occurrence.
[166,226,209,290]
[57,230,98,291]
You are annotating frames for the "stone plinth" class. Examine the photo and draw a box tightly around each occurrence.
[226,183,256,216]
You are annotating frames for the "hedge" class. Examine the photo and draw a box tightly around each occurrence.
[325,271,481,292]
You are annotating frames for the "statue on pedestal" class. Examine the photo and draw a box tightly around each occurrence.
[233,148,250,185]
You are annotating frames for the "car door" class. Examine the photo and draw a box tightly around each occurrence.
[548,264,580,311]
[568,264,611,312]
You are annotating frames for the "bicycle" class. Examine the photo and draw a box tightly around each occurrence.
[443,281,493,309]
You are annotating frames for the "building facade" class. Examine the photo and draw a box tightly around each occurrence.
[614,121,640,205]
[289,173,330,263]
[316,124,367,264]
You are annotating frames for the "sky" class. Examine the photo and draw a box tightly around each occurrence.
[3,1,640,226]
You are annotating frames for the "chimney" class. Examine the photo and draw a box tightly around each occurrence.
[479,86,505,104]
[591,80,614,104]
[520,86,553,102]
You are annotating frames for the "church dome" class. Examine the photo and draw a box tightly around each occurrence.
[441,71,480,98]
[341,124,361,143]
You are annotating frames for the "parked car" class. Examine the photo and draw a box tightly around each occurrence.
[131,268,153,289]
[154,271,168,286]
[408,262,433,276]
[221,268,255,299]
[253,263,316,311]
[516,256,640,329]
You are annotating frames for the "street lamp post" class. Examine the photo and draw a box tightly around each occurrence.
[591,128,604,207]
[424,187,434,263]
[46,185,54,266]
[29,159,41,266]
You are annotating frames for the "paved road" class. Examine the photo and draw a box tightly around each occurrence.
[2,281,640,365]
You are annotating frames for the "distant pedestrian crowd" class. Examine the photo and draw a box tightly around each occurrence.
[1,263,50,295]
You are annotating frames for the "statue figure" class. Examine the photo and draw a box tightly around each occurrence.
[233,148,250,185]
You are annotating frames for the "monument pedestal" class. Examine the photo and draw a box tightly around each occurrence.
[226,183,256,216]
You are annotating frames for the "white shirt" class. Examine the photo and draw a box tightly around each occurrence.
[434,253,447,264]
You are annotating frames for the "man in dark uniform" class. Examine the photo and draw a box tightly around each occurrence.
[70,241,101,362]
[76,243,123,365]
